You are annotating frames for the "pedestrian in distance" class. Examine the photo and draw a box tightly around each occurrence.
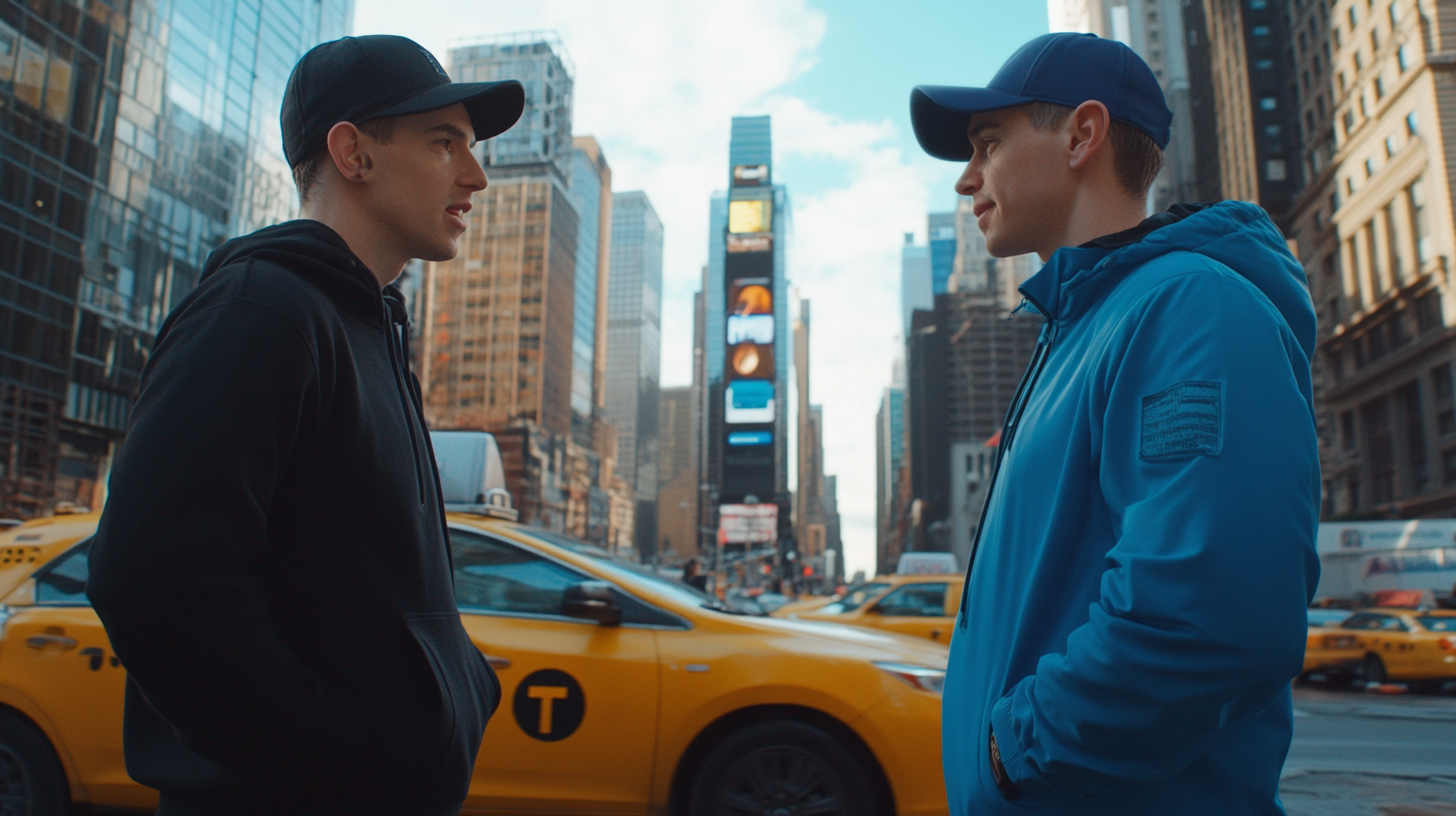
[85,36,524,816]
[910,33,1320,815]
[682,558,709,592]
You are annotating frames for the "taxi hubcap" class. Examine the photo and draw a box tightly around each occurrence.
[717,746,843,816]
[0,746,30,816]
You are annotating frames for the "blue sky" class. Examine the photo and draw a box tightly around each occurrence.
[356,0,1049,576]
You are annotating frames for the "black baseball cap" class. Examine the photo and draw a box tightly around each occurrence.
[911,32,1172,161]
[281,35,525,168]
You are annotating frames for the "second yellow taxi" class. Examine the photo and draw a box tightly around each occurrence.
[773,573,965,644]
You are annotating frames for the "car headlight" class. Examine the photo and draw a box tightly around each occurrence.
[874,661,945,696]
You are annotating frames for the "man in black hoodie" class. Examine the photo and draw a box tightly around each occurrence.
[85,36,525,816]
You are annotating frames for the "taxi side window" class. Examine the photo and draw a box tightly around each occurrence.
[873,583,947,617]
[450,529,583,616]
[34,539,91,605]
[1380,616,1410,632]
[1340,613,1386,630]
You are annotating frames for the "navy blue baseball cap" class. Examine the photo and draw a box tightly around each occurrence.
[911,33,1172,161]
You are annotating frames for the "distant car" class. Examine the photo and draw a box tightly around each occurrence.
[1303,608,1362,677]
[753,592,791,613]
[774,575,965,644]
[1336,608,1456,685]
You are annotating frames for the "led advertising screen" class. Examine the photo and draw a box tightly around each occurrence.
[728,343,775,380]
[727,234,773,253]
[719,503,778,543]
[726,380,775,424]
[727,431,773,446]
[727,314,774,345]
[732,164,770,187]
[728,199,771,234]
[729,282,772,315]
[726,250,773,280]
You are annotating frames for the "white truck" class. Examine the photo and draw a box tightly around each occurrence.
[1314,519,1456,602]
[428,430,518,521]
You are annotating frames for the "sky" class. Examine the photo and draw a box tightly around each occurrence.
[354,0,1050,578]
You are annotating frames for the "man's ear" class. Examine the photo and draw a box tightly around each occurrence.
[1066,100,1112,172]
[326,121,372,183]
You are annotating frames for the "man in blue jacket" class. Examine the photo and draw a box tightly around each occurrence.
[910,33,1320,815]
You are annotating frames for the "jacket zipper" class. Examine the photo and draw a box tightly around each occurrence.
[956,299,1059,628]
[384,302,427,506]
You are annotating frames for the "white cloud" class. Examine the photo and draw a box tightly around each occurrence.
[353,0,940,578]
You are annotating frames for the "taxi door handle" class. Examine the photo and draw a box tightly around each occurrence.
[26,634,77,650]
[484,654,511,670]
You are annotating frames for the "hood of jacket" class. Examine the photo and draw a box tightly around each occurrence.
[1020,200,1316,359]
[202,220,391,326]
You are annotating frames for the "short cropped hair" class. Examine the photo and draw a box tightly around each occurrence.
[1025,102,1163,198]
[292,117,399,204]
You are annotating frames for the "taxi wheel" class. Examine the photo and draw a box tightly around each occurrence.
[688,720,879,816]
[0,712,68,816]
[1358,653,1388,685]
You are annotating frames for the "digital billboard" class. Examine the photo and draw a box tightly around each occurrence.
[729,282,772,315]
[728,431,773,446]
[727,234,773,253]
[727,314,774,344]
[728,199,771,233]
[729,343,775,380]
[732,164,770,187]
[719,503,778,543]
[726,380,775,424]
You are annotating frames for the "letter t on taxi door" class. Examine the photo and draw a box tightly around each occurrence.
[528,686,568,734]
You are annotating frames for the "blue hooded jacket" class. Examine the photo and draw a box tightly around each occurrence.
[943,201,1321,815]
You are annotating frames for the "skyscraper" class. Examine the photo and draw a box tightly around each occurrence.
[793,297,824,559]
[875,368,906,576]
[656,384,697,559]
[928,211,956,295]
[0,0,349,516]
[567,136,612,448]
[705,115,792,549]
[605,190,663,557]
[422,35,578,437]
[900,233,931,337]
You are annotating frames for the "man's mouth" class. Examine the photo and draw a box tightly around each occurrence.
[446,201,472,228]
[973,201,994,219]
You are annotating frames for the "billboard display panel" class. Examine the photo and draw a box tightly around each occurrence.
[728,199,771,233]
[728,343,775,380]
[732,164,770,187]
[727,431,773,446]
[719,503,778,543]
[727,314,774,344]
[727,234,773,253]
[726,250,773,280]
[726,380,775,423]
[729,282,772,315]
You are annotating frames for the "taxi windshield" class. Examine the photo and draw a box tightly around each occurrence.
[816,582,891,615]
[516,528,754,615]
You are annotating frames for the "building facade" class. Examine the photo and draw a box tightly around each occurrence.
[0,0,348,517]
[928,211,956,295]
[656,384,696,560]
[605,190,663,557]
[875,376,906,576]
[1292,0,1456,518]
[900,232,932,337]
[793,297,825,560]
[567,135,611,448]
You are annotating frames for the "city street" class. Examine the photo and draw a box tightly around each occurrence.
[1282,685,1456,816]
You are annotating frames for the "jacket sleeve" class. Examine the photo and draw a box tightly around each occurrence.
[86,295,370,784]
[990,269,1321,797]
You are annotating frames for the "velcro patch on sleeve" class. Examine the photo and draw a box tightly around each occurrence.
[1140,380,1223,460]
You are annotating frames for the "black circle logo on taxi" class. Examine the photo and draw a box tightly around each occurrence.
[512,669,585,741]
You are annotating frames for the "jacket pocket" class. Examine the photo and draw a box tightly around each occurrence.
[404,613,497,791]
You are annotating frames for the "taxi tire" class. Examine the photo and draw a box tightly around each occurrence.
[1359,653,1388,685]
[688,720,879,816]
[0,711,69,816]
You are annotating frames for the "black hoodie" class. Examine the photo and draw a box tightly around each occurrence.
[87,220,499,816]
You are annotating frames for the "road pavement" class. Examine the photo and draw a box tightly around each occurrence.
[1281,684,1456,816]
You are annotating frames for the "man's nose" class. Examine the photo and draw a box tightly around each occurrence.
[461,153,488,192]
[955,161,979,196]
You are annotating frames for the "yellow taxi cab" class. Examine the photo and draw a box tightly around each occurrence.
[1331,607,1456,685]
[773,574,965,644]
[0,511,951,816]
[1301,608,1362,676]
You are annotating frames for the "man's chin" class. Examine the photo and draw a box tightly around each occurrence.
[415,237,460,263]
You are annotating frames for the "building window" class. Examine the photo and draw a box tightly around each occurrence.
[1343,110,1356,135]
[1348,237,1364,309]
[1338,71,1348,92]
[1417,291,1444,334]
[1364,157,1376,178]
[1398,43,1412,71]
[1374,75,1385,99]
[1371,28,1381,52]
[1255,58,1274,70]
[1250,0,1267,8]
[1346,176,1356,196]
[1366,220,1384,297]
[1384,202,1403,283]
[1266,159,1288,181]
[1408,177,1432,264]
[1389,2,1400,25]
[1260,96,1278,111]
[1341,410,1357,450]
[1397,382,1428,496]
[1348,5,1358,27]
[1362,396,1395,505]
[1406,110,1419,135]
[1253,25,1272,37]
[1385,133,1399,157]
[1443,450,1456,485]
[1435,364,1454,400]
[1355,51,1364,72]
[1441,411,1456,437]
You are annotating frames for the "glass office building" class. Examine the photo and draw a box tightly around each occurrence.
[605,190,662,557]
[0,0,348,516]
